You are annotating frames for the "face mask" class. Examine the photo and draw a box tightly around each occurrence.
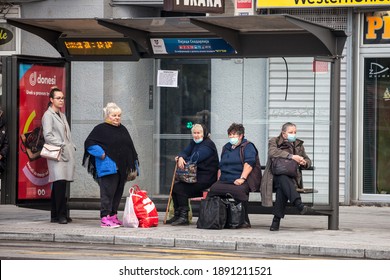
[287,133,296,142]
[194,138,203,144]
[229,137,239,145]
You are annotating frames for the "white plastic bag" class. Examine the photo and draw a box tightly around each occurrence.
[123,196,139,228]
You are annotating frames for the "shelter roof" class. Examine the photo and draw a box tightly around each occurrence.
[7,15,348,60]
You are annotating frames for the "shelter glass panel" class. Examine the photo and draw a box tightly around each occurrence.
[157,57,333,207]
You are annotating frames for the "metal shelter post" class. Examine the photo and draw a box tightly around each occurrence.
[329,57,341,230]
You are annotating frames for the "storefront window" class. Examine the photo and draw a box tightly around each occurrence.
[364,57,390,195]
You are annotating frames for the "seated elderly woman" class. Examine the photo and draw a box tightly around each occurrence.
[208,123,258,228]
[167,124,219,226]
[261,122,312,231]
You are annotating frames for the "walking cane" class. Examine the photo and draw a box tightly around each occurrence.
[163,162,177,224]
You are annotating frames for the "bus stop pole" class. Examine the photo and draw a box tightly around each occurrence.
[328,57,341,230]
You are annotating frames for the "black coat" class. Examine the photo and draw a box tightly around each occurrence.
[0,110,9,173]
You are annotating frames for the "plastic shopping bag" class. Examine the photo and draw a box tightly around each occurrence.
[122,196,139,228]
[130,185,159,228]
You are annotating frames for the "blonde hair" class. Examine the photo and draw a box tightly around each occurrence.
[103,102,122,119]
[191,124,204,137]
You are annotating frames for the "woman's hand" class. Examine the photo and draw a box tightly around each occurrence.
[175,156,186,169]
[234,178,246,186]
[292,155,306,166]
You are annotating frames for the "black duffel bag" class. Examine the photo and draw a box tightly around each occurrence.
[196,196,227,230]
[222,194,246,229]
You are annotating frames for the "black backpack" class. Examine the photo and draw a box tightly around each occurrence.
[222,141,262,192]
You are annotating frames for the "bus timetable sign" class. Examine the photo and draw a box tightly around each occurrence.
[150,38,236,55]
[163,0,225,14]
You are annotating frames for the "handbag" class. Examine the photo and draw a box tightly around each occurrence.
[130,185,159,228]
[196,196,227,230]
[222,193,246,229]
[271,157,298,177]
[20,126,45,161]
[40,143,62,161]
[175,152,199,183]
[127,160,140,181]
[122,196,139,228]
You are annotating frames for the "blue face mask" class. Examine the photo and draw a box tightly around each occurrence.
[229,137,239,145]
[287,133,296,142]
[194,138,203,144]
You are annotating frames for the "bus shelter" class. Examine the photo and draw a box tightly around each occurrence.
[4,15,347,229]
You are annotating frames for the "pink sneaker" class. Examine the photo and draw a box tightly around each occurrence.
[111,214,123,226]
[101,215,120,228]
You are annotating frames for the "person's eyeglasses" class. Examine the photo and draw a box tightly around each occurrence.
[53,97,65,100]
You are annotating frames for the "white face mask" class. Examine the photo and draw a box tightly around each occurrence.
[287,133,296,142]
[229,137,239,145]
[194,138,203,144]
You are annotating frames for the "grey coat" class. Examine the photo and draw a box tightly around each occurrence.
[41,106,76,183]
[260,134,312,207]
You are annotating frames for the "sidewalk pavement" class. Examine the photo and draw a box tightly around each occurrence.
[0,204,389,259]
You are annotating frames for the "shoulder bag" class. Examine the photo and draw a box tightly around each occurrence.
[238,141,262,192]
[175,152,199,183]
[271,157,298,177]
[40,143,62,161]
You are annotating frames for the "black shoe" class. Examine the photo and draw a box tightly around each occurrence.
[270,217,280,231]
[51,217,72,223]
[58,217,68,224]
[171,217,189,226]
[165,216,179,224]
[299,205,308,215]
[237,222,251,229]
[171,209,189,226]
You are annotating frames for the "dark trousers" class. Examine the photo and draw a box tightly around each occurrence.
[51,180,67,220]
[97,173,125,218]
[172,181,209,211]
[273,175,301,219]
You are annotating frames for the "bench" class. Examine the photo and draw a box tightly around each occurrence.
[189,165,319,216]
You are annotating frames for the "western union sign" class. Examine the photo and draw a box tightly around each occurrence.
[257,0,390,8]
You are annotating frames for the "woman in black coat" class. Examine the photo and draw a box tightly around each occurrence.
[167,124,219,226]
[0,108,9,175]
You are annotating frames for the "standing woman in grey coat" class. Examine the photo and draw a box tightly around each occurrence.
[42,87,76,224]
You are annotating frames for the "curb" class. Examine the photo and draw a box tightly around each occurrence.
[1,231,390,259]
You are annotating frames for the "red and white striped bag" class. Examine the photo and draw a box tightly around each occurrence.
[129,185,159,228]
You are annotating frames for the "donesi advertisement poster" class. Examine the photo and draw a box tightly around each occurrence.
[18,63,66,200]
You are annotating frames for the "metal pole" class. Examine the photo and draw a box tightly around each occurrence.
[328,57,341,230]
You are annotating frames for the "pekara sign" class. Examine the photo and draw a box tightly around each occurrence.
[164,0,225,14]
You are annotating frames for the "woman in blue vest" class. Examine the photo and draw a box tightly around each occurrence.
[208,123,258,228]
